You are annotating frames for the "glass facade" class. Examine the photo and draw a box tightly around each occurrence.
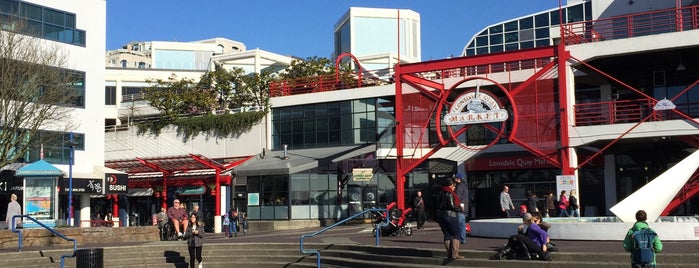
[272,98,392,150]
[24,131,85,165]
[464,1,591,56]
[0,0,86,46]
[153,50,212,70]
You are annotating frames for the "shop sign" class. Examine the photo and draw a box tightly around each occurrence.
[444,88,508,125]
[248,193,260,206]
[59,178,103,194]
[105,173,128,194]
[352,168,373,182]
[465,155,555,171]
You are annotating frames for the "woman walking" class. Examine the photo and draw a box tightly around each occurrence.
[434,178,464,259]
[184,213,204,268]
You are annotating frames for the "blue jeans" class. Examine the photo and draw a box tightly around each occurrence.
[569,208,580,217]
[229,221,238,236]
[559,208,570,217]
[458,213,467,243]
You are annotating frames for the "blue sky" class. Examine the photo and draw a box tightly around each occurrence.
[107,0,560,60]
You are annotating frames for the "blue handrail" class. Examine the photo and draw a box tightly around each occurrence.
[12,215,77,268]
[299,208,389,268]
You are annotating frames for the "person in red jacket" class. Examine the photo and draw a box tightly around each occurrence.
[167,199,189,238]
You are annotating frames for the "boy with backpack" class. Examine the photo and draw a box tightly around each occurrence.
[623,210,663,268]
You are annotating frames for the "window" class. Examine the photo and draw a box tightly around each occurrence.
[120,60,127,68]
[1,0,86,46]
[105,86,116,105]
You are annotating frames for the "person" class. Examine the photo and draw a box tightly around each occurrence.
[519,202,528,216]
[623,210,662,268]
[500,185,515,218]
[454,173,469,245]
[6,194,22,229]
[241,216,249,236]
[558,190,570,217]
[222,212,230,238]
[526,191,539,214]
[493,212,551,261]
[434,177,464,259]
[545,192,556,218]
[413,190,426,230]
[568,190,580,217]
[228,209,239,237]
[191,205,204,223]
[184,213,204,268]
[104,212,114,227]
[167,199,189,238]
[156,207,167,239]
[93,213,102,227]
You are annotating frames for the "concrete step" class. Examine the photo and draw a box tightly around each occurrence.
[1,242,693,268]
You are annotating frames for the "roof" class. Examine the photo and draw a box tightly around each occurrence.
[105,154,252,175]
[236,144,375,177]
[16,160,63,177]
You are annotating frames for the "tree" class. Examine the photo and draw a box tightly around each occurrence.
[0,20,78,167]
[279,56,334,80]
[144,75,218,119]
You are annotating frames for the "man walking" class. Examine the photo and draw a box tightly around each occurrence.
[454,173,469,244]
[500,185,515,218]
[413,191,426,229]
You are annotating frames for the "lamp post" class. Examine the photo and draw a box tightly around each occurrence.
[67,132,75,226]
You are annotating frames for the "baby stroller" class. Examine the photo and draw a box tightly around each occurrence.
[371,202,413,237]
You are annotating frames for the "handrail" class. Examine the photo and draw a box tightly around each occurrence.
[299,208,389,268]
[12,215,77,268]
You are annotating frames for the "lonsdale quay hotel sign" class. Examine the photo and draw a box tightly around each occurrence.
[444,88,508,125]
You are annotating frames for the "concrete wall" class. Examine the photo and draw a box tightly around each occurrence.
[0,226,158,249]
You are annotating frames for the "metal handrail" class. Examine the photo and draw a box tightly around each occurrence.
[12,215,77,268]
[299,208,389,268]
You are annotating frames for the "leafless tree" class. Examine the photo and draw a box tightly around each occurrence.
[0,19,78,167]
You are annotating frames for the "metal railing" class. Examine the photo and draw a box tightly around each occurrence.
[299,208,389,268]
[12,215,77,268]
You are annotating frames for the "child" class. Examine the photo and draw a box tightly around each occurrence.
[519,202,528,216]
[241,216,249,236]
[222,213,230,238]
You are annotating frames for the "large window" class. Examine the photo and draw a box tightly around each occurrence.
[24,131,85,165]
[105,86,116,105]
[0,0,86,46]
[272,98,384,150]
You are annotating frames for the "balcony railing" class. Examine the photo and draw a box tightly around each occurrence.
[562,5,699,44]
[574,99,699,126]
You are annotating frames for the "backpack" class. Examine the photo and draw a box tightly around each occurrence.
[631,228,656,264]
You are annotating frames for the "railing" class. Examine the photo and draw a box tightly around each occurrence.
[12,215,77,268]
[562,5,699,44]
[299,208,389,268]
[574,99,656,126]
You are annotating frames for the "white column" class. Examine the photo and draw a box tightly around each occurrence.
[80,194,91,227]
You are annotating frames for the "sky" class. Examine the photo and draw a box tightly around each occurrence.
[107,0,560,61]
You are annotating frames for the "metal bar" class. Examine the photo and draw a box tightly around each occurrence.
[12,215,77,268]
[299,208,388,268]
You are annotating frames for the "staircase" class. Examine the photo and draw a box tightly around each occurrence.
[2,242,696,268]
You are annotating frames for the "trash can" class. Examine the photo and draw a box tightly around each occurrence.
[75,248,103,268]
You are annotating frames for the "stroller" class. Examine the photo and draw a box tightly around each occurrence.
[371,202,413,237]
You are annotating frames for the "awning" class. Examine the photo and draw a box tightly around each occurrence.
[236,144,376,177]
[16,160,63,177]
[127,187,153,197]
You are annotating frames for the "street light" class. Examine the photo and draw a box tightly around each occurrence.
[67,132,76,226]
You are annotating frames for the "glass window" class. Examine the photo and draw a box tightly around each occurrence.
[535,39,550,47]
[489,24,503,34]
[21,4,41,21]
[550,11,563,25]
[520,41,534,49]
[489,34,503,45]
[519,28,534,41]
[476,47,488,55]
[567,4,584,23]
[505,43,519,51]
[466,48,475,56]
[535,28,550,39]
[505,32,518,43]
[476,36,488,47]
[519,17,533,29]
[490,45,504,53]
[105,86,116,105]
[535,13,549,27]
[504,21,518,32]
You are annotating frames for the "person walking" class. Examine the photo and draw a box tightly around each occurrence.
[454,173,469,245]
[6,194,22,229]
[434,178,464,259]
[156,207,168,240]
[526,191,539,214]
[184,213,205,268]
[228,209,239,237]
[568,190,580,217]
[558,190,570,217]
[241,216,249,236]
[413,191,426,230]
[545,192,556,217]
[623,210,662,268]
[500,186,515,218]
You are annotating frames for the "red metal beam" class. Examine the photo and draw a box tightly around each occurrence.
[399,46,556,74]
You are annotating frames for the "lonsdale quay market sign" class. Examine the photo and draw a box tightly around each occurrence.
[444,87,508,125]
